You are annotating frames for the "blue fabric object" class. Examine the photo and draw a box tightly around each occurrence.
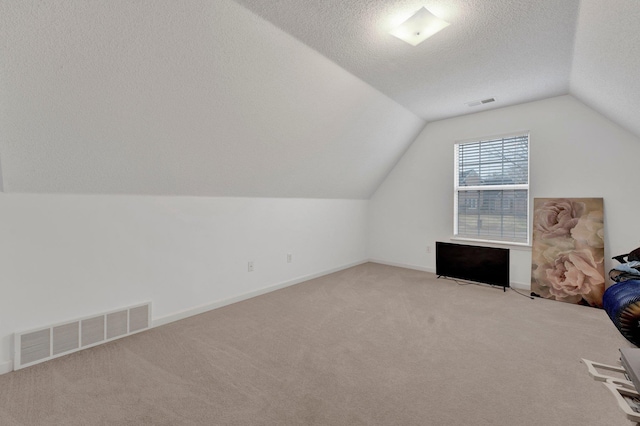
[603,280,640,346]
[614,261,640,275]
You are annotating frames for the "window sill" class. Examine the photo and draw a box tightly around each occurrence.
[450,236,532,251]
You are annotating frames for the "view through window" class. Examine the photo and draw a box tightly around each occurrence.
[454,134,529,244]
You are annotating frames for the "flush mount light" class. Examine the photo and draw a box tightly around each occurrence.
[389,7,450,46]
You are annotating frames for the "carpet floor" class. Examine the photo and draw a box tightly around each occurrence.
[0,262,634,425]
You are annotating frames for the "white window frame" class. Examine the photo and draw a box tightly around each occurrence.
[453,132,530,246]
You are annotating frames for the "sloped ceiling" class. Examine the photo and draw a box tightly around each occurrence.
[0,0,638,198]
[0,0,424,198]
[570,0,640,138]
[235,0,581,122]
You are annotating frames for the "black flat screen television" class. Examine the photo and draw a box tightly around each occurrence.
[435,242,510,288]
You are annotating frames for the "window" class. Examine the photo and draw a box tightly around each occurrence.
[454,133,529,244]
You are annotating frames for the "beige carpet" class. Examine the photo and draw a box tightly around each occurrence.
[0,262,634,425]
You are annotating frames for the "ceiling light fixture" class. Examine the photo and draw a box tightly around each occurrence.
[389,7,450,46]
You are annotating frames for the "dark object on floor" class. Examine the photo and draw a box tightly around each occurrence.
[603,280,640,346]
[435,242,509,289]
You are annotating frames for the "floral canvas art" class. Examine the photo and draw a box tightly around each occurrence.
[531,198,605,307]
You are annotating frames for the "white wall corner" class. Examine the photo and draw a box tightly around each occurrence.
[368,258,436,273]
[153,259,369,328]
[0,359,13,375]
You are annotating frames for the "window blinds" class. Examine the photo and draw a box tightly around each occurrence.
[455,134,529,244]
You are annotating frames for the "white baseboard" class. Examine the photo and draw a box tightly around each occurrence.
[153,259,368,328]
[1,259,528,376]
[368,258,435,273]
[0,359,13,375]
[368,258,530,290]
[0,260,368,376]
[510,282,531,290]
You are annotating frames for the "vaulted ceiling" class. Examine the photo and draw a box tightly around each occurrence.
[235,0,581,122]
[0,1,638,198]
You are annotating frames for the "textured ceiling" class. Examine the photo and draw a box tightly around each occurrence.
[234,0,581,122]
[0,0,639,197]
[570,0,640,138]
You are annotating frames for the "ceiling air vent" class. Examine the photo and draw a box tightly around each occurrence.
[466,97,496,107]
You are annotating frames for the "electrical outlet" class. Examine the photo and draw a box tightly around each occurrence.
[287,253,292,263]
[426,246,431,253]
[248,261,254,272]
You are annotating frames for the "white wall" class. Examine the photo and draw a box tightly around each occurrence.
[0,194,368,370]
[368,95,640,287]
[0,0,424,198]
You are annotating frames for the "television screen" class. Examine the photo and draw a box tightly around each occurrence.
[435,242,510,287]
